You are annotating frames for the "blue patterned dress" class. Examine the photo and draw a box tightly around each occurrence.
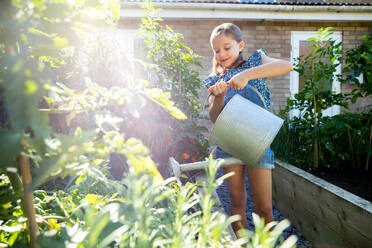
[203,49,274,169]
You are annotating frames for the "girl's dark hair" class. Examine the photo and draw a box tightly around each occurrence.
[210,23,244,75]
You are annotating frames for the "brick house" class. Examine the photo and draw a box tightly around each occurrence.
[119,0,372,116]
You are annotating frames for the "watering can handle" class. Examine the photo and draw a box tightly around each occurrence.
[201,84,267,116]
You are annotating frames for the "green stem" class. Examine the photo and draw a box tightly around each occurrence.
[38,108,84,114]
[313,95,318,169]
[347,128,356,169]
[5,170,23,195]
[5,170,27,214]
[41,215,67,221]
[366,125,371,171]
[54,192,73,224]
[312,58,318,169]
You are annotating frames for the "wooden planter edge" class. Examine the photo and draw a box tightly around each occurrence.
[272,159,372,248]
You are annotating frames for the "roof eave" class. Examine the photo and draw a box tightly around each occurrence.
[120,2,372,21]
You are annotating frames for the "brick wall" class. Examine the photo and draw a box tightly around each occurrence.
[120,19,372,115]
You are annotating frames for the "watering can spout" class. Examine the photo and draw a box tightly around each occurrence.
[169,157,244,178]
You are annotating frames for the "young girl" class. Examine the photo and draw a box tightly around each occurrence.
[203,23,293,235]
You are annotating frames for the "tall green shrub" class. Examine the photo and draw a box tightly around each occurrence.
[342,35,372,104]
[275,28,372,172]
[282,28,346,168]
[137,2,209,169]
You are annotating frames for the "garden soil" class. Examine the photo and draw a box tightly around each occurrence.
[308,168,372,203]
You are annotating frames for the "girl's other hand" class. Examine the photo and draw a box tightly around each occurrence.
[228,72,249,90]
[208,81,228,96]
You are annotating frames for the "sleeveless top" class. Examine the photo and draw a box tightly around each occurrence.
[203,49,275,166]
[203,49,271,110]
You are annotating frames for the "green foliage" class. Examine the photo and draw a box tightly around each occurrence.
[0,0,296,247]
[273,110,372,171]
[282,28,346,121]
[272,116,310,168]
[0,0,120,169]
[342,35,372,103]
[281,27,347,168]
[0,0,179,245]
[275,28,372,172]
[317,111,372,170]
[240,213,297,248]
[1,159,296,247]
[138,1,209,169]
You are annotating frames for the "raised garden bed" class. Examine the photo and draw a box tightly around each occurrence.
[309,168,372,203]
[272,159,372,248]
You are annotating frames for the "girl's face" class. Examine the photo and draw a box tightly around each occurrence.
[211,34,244,69]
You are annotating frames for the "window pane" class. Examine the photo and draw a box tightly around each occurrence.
[299,40,314,92]
[299,40,332,92]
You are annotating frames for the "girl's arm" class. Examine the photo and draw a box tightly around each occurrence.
[228,54,293,90]
[208,81,228,123]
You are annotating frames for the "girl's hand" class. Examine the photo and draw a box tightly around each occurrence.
[208,81,228,96]
[228,72,249,90]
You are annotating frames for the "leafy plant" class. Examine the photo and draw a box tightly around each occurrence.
[0,1,297,247]
[137,2,209,170]
[271,116,311,169]
[240,213,297,248]
[316,110,372,171]
[273,110,372,172]
[342,35,372,104]
[0,0,181,246]
[275,28,371,172]
[1,158,298,247]
[281,27,346,168]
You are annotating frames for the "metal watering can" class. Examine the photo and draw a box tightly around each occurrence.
[169,84,284,178]
[209,85,284,167]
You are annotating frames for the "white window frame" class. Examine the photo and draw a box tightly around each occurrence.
[290,31,342,119]
[111,28,138,58]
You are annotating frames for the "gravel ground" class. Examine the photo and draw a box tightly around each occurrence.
[214,167,313,247]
